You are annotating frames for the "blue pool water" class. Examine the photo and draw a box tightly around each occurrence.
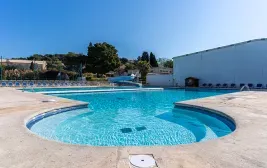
[28,89,236,146]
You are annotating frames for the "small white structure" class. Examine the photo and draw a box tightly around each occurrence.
[128,69,140,78]
[173,38,267,87]
[150,67,172,74]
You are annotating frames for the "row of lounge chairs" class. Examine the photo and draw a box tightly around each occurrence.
[0,81,95,87]
[201,83,266,89]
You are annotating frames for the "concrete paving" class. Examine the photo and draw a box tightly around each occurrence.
[0,88,266,168]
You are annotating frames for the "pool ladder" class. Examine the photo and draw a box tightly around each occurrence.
[240,85,250,91]
[22,85,34,92]
[31,85,35,92]
[110,83,115,89]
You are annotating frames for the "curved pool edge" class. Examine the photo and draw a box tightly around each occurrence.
[26,104,89,129]
[25,98,236,147]
[174,102,236,131]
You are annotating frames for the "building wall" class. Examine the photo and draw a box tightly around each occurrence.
[173,39,267,87]
[150,67,173,74]
[2,59,47,70]
[147,74,173,86]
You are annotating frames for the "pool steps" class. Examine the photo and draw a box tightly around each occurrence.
[26,104,88,129]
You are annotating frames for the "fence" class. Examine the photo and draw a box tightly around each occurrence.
[0,80,109,87]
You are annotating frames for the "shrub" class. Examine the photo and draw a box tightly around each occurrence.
[37,70,78,80]
[88,77,107,81]
[84,72,94,81]
[62,70,78,80]
[23,71,35,80]
[4,69,22,80]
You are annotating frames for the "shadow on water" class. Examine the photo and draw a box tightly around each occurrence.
[155,110,207,141]
[174,106,235,136]
[155,107,234,141]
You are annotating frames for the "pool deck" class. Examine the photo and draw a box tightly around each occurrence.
[0,88,267,168]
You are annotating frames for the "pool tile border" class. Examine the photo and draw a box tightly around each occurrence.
[26,104,88,129]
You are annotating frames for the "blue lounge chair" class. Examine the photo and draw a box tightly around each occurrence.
[73,82,78,86]
[248,83,253,88]
[202,83,207,87]
[8,81,13,87]
[222,83,228,88]
[22,81,27,87]
[29,81,34,87]
[49,82,53,87]
[216,83,221,88]
[37,82,42,87]
[54,82,58,87]
[230,83,236,88]
[42,82,47,87]
[256,84,263,89]
[64,82,70,86]
[1,81,7,87]
[15,81,20,87]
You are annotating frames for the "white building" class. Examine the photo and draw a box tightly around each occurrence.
[173,38,267,87]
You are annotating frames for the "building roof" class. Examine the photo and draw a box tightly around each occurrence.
[173,38,267,59]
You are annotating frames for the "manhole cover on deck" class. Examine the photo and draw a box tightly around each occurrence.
[129,155,157,168]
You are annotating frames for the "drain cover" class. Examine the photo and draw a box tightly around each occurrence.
[42,99,56,102]
[130,155,156,168]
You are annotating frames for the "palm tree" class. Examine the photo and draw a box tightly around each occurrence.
[137,61,150,83]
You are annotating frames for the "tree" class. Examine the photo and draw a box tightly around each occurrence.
[66,52,78,57]
[125,62,136,70]
[137,61,150,82]
[164,60,173,68]
[120,57,128,64]
[63,54,87,72]
[46,56,64,71]
[149,52,158,67]
[28,54,43,61]
[30,61,34,70]
[141,51,149,62]
[87,42,120,74]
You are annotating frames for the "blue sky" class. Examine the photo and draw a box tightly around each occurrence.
[1,0,267,59]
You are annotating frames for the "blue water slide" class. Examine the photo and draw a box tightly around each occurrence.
[108,75,142,87]
[108,76,135,83]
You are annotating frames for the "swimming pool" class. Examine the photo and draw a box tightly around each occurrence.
[27,89,236,146]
